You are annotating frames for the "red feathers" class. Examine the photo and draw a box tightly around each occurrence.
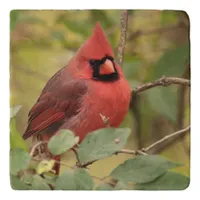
[23,22,131,175]
[23,110,65,140]
[23,79,87,140]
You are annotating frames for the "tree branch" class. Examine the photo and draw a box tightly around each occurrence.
[116,149,147,156]
[176,64,190,130]
[76,126,189,168]
[117,10,128,67]
[150,127,190,154]
[142,126,190,153]
[130,95,143,149]
[132,76,190,95]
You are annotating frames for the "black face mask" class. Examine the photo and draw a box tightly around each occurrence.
[89,56,119,82]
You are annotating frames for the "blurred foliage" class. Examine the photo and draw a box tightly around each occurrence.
[10,105,28,151]
[10,10,190,189]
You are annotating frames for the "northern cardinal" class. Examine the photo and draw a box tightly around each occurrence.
[23,22,131,174]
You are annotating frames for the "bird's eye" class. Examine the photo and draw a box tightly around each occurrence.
[89,59,96,66]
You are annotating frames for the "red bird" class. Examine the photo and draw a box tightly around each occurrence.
[23,22,131,174]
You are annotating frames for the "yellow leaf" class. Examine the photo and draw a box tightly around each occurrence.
[36,160,55,175]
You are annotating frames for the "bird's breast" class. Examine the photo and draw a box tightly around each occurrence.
[69,78,131,141]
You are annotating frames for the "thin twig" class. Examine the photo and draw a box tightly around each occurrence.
[116,149,136,155]
[176,64,190,130]
[78,159,98,168]
[142,126,190,152]
[116,149,147,156]
[78,149,141,168]
[117,10,128,67]
[29,141,46,157]
[78,149,147,168]
[130,95,143,149]
[55,160,75,169]
[71,147,80,163]
[132,76,190,95]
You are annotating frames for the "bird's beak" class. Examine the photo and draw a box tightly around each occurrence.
[99,59,115,75]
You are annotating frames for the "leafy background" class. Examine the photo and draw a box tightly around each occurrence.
[10,10,190,186]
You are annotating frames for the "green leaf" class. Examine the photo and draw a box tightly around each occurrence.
[10,118,28,151]
[10,149,31,175]
[55,170,76,190]
[78,128,131,164]
[74,168,93,190]
[20,173,51,190]
[110,155,181,184]
[55,169,93,190]
[10,105,22,118]
[31,175,51,190]
[153,43,190,79]
[48,129,78,155]
[146,87,178,122]
[10,175,30,190]
[135,171,190,190]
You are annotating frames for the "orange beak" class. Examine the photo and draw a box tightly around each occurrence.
[99,59,115,75]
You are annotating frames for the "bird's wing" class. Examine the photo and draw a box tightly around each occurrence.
[23,78,88,140]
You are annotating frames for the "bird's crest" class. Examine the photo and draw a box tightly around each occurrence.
[76,22,114,60]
